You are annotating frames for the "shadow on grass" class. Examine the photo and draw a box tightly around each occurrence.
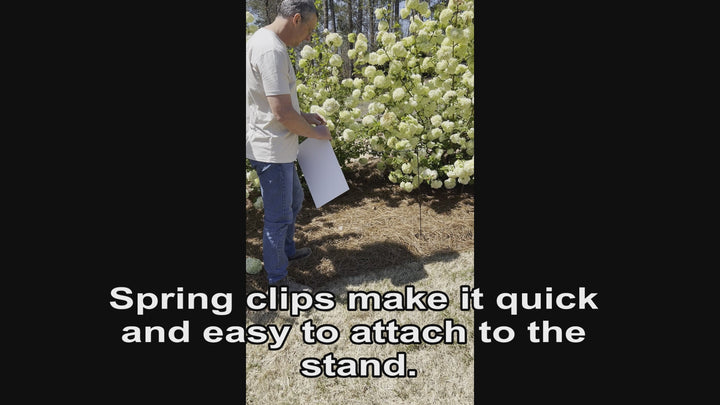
[245,240,460,325]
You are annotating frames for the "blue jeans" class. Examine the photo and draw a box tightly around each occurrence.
[248,160,304,284]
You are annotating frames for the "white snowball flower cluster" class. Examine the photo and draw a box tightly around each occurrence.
[362,115,377,126]
[367,102,385,115]
[245,12,258,38]
[253,196,263,210]
[321,98,340,115]
[246,169,260,189]
[309,105,328,119]
[341,128,355,142]
[337,110,352,123]
[430,115,443,127]
[389,60,404,76]
[390,42,408,58]
[379,31,396,47]
[400,181,414,192]
[368,52,389,65]
[449,133,466,146]
[379,111,398,128]
[393,139,412,151]
[329,54,343,67]
[349,33,368,58]
[441,121,455,133]
[325,32,343,47]
[373,74,389,88]
[439,8,454,25]
[246,257,263,274]
[420,167,438,180]
[444,158,474,187]
[300,45,318,59]
[410,0,431,16]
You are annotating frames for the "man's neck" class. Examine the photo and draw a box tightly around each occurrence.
[264,18,290,47]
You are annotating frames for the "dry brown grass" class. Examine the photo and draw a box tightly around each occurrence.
[245,159,475,294]
[245,159,475,403]
[246,252,475,405]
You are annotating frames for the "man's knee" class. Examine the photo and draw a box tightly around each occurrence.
[264,205,295,225]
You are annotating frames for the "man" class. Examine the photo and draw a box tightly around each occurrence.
[246,0,331,293]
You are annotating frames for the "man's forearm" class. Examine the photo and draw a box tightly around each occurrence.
[277,109,317,138]
[267,94,331,140]
[277,109,330,140]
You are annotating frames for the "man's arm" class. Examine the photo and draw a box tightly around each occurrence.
[301,112,326,126]
[267,94,331,140]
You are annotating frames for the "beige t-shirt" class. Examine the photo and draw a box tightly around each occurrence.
[246,28,301,163]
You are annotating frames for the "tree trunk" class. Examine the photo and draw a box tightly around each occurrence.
[358,0,363,35]
[324,0,329,30]
[348,0,354,33]
[369,0,375,50]
[393,0,400,32]
[330,0,337,31]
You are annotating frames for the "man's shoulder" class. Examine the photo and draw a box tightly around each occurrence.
[248,42,287,66]
[247,27,267,40]
[248,28,283,49]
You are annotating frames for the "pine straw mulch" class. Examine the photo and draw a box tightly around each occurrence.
[245,159,474,295]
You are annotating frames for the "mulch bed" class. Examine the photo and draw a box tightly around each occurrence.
[245,160,474,294]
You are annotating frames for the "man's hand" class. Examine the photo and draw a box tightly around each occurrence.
[309,125,332,140]
[302,112,326,126]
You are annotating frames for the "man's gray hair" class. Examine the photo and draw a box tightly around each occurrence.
[277,0,318,20]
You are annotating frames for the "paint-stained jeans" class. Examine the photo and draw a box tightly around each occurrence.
[248,160,303,284]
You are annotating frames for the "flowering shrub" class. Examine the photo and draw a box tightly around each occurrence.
[246,0,474,210]
[245,11,258,40]
[246,11,262,208]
